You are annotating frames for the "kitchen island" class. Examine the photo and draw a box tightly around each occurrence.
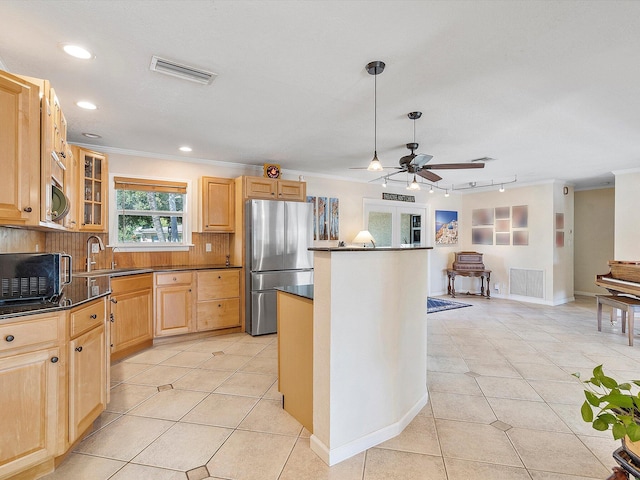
[280,246,431,466]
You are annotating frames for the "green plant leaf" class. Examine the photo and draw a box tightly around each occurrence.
[603,393,635,409]
[585,391,600,407]
[619,382,632,391]
[594,365,604,377]
[581,401,594,422]
[593,418,609,431]
[627,423,640,442]
[601,375,618,389]
[599,413,618,425]
[612,423,626,440]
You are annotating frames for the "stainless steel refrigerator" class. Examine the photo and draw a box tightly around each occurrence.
[245,199,314,335]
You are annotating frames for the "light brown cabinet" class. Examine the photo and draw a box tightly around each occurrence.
[196,269,241,331]
[201,176,235,232]
[154,272,194,337]
[243,176,306,201]
[277,290,313,433]
[74,147,108,232]
[110,274,153,362]
[67,298,107,445]
[0,70,40,226]
[0,311,65,480]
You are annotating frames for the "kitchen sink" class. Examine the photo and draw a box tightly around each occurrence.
[74,267,153,278]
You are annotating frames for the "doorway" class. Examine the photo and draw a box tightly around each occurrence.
[363,199,430,248]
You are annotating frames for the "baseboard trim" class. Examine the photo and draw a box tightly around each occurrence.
[309,392,428,466]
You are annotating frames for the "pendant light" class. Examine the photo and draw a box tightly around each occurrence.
[407,174,420,191]
[366,61,385,172]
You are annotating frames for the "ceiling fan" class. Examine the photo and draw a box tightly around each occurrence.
[387,111,486,183]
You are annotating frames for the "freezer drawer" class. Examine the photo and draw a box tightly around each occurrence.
[250,291,277,335]
[251,270,313,291]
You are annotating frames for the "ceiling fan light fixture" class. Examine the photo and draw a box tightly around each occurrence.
[407,174,420,191]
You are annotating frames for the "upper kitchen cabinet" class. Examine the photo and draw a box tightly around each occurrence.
[201,176,235,232]
[0,70,40,226]
[74,146,108,232]
[243,176,306,201]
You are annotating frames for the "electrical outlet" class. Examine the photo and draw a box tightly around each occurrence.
[91,243,100,254]
[205,243,212,252]
[494,283,500,291]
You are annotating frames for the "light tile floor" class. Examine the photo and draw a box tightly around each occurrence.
[43,295,640,480]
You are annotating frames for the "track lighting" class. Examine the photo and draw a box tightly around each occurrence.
[382,177,388,188]
[429,185,434,193]
[499,184,505,192]
[445,190,449,197]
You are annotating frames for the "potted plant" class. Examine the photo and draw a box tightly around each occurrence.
[574,365,640,462]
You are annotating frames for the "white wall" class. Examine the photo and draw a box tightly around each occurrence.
[574,188,614,296]
[454,182,573,305]
[108,150,463,296]
[108,151,580,303]
[614,169,640,261]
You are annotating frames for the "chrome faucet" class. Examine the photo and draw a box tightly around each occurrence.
[86,235,105,272]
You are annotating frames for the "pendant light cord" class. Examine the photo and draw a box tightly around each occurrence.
[374,72,377,155]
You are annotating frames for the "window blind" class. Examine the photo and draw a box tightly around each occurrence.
[113,176,187,194]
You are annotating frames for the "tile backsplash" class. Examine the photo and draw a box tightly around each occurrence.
[0,227,230,270]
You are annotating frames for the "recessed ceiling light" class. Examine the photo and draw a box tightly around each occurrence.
[179,146,192,152]
[76,101,97,110]
[82,132,102,139]
[62,44,93,59]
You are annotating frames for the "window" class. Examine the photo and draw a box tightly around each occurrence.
[110,176,191,251]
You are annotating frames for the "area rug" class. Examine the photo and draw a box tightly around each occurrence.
[427,297,472,314]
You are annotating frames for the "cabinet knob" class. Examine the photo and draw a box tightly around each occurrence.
[90,314,97,319]
[23,206,32,213]
[110,298,117,304]
[173,277,177,281]
[75,346,83,352]
[5,335,15,342]
[51,356,59,363]
[218,276,221,279]
[218,304,222,308]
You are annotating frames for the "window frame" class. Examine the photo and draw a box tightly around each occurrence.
[108,174,193,252]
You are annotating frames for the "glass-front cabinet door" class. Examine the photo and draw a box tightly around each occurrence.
[75,147,108,232]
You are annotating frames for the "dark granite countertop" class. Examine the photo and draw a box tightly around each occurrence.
[0,264,241,320]
[275,284,314,300]
[0,275,111,320]
[309,246,433,252]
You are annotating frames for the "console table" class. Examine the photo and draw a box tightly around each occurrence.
[447,269,491,298]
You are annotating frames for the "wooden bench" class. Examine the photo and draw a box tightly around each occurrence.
[596,295,640,346]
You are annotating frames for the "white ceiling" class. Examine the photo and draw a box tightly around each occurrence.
[1,0,639,190]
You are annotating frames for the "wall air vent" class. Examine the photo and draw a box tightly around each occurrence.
[149,55,217,85]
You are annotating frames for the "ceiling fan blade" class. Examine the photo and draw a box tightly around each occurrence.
[417,170,442,182]
[413,154,433,166]
[425,162,485,170]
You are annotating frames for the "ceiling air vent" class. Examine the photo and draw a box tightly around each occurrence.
[149,55,217,85]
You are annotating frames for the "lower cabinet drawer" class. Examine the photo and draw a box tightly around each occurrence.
[155,272,193,286]
[70,299,105,338]
[196,298,240,331]
[0,314,61,354]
